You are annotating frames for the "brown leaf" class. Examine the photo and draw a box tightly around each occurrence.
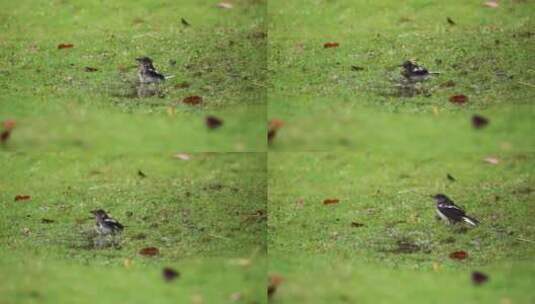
[447,174,456,182]
[472,271,489,285]
[174,82,190,89]
[351,65,364,71]
[483,1,499,8]
[0,130,11,144]
[162,267,180,282]
[449,250,468,260]
[472,114,489,129]
[447,17,456,25]
[173,153,191,160]
[268,119,284,144]
[351,222,365,228]
[205,116,223,129]
[3,120,16,130]
[217,2,233,9]
[323,42,340,49]
[449,94,468,105]
[41,218,55,224]
[268,274,284,299]
[323,198,340,205]
[139,247,160,256]
[138,170,147,178]
[483,156,500,165]
[84,67,98,72]
[14,195,31,202]
[182,95,203,106]
[57,43,74,50]
[181,18,190,27]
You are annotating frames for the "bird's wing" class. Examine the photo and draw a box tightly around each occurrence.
[438,204,466,220]
[104,218,124,230]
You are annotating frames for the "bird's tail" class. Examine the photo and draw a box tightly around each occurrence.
[462,215,480,226]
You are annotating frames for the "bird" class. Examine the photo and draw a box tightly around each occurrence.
[432,194,480,227]
[135,57,174,84]
[400,60,439,82]
[90,209,124,235]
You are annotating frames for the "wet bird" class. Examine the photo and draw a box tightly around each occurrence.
[401,60,439,82]
[135,57,173,84]
[432,194,480,227]
[90,209,124,235]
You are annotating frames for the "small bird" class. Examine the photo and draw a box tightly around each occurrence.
[136,57,174,84]
[432,194,480,227]
[90,209,124,235]
[401,60,439,82]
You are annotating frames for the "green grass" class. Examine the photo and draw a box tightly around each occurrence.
[267,0,535,150]
[268,152,535,303]
[0,152,267,303]
[0,0,267,152]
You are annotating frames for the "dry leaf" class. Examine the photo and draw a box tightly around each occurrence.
[295,198,304,208]
[268,274,284,299]
[324,42,340,48]
[447,17,456,25]
[41,218,55,224]
[137,170,147,178]
[15,195,31,202]
[351,222,365,228]
[139,247,159,256]
[182,96,203,106]
[162,267,180,282]
[84,67,98,72]
[57,43,74,49]
[447,174,456,182]
[181,18,190,27]
[449,250,468,260]
[483,157,500,165]
[217,2,233,9]
[449,94,468,105]
[173,153,191,160]
[323,198,340,205]
[268,119,284,143]
[483,1,499,8]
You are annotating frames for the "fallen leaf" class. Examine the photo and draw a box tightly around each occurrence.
[162,267,180,282]
[84,67,98,72]
[41,218,55,224]
[139,247,159,256]
[324,42,340,49]
[205,116,223,129]
[472,271,489,285]
[123,258,133,268]
[174,82,190,89]
[1,130,11,143]
[57,43,74,49]
[138,170,146,178]
[351,222,365,228]
[3,120,16,130]
[483,1,499,8]
[1,119,16,144]
[483,156,500,165]
[22,227,31,236]
[447,17,456,25]
[351,65,364,71]
[182,95,203,106]
[15,195,31,202]
[181,18,190,26]
[323,198,340,205]
[449,94,468,105]
[447,174,456,182]
[173,153,191,160]
[449,250,468,260]
[217,2,233,9]
[268,274,284,300]
[472,114,489,129]
[295,198,304,208]
[268,119,284,144]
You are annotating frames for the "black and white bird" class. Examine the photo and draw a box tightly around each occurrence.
[135,57,174,84]
[90,209,124,235]
[432,194,480,227]
[401,60,439,82]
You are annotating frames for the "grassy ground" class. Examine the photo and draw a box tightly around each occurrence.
[268,0,535,150]
[268,152,535,303]
[0,0,267,152]
[0,152,267,303]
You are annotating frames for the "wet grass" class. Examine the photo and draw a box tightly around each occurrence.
[0,0,267,152]
[267,0,535,150]
[0,152,267,303]
[268,152,535,303]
